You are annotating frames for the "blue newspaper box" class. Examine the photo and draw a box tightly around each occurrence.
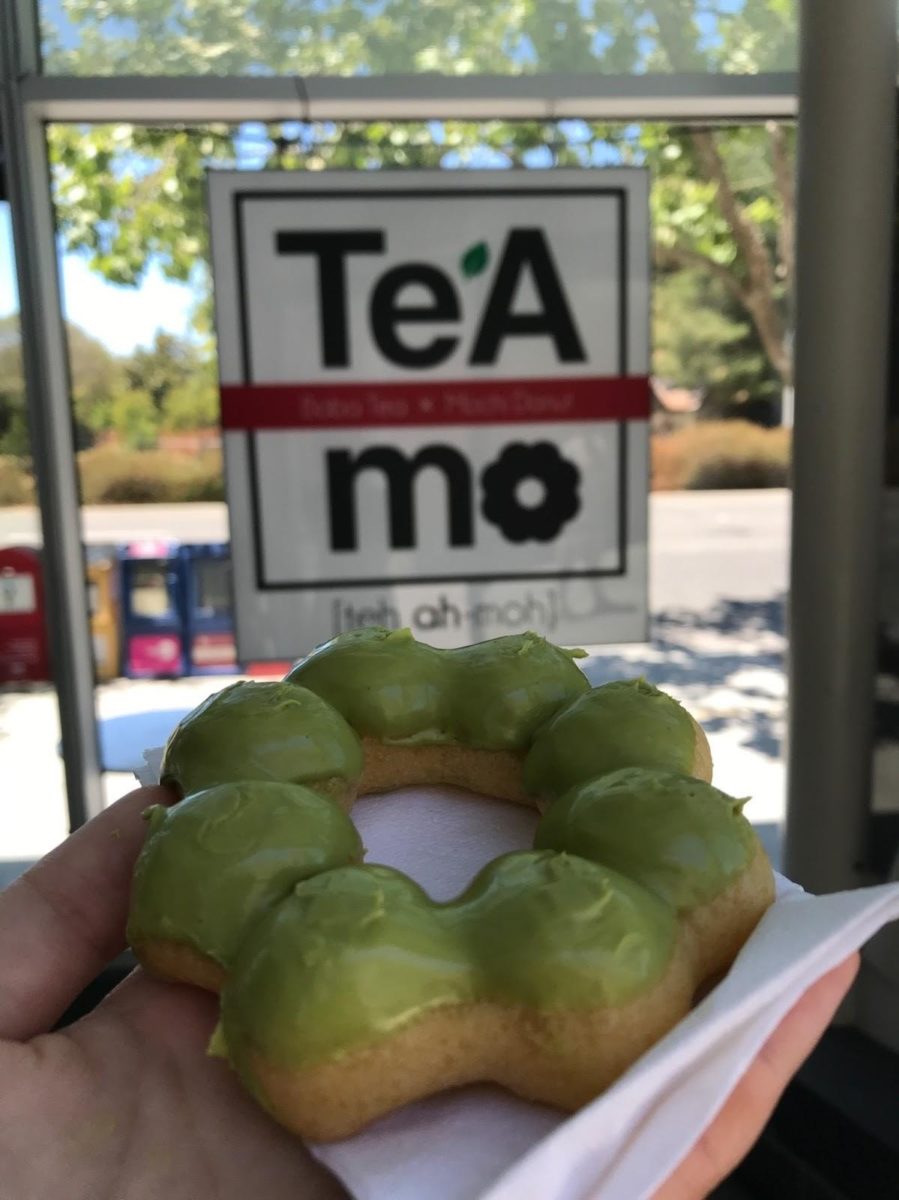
[120,539,186,679]
[180,543,238,675]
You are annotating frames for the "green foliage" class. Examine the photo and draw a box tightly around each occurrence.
[45,2,797,76]
[101,329,220,446]
[108,388,161,450]
[0,312,219,463]
[38,1,797,436]
[0,313,131,456]
[653,268,779,420]
[49,125,229,287]
[0,407,32,459]
[645,122,793,282]
[161,372,221,431]
[126,331,199,410]
[0,315,29,458]
[654,270,747,388]
[46,117,796,398]
[68,322,127,444]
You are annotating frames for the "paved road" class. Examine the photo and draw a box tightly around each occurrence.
[649,489,789,612]
[0,490,791,617]
[0,502,231,549]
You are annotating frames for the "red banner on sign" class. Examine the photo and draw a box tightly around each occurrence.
[220,375,650,431]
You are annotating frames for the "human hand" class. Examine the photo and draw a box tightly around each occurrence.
[0,786,349,1200]
[0,786,859,1200]
[653,952,860,1199]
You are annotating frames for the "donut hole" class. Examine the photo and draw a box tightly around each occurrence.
[351,786,539,902]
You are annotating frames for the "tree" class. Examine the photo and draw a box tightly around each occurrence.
[0,316,218,458]
[161,361,221,431]
[643,121,794,387]
[125,331,201,413]
[44,1,798,399]
[0,315,30,458]
[108,388,160,450]
[108,332,219,444]
[0,314,125,455]
[68,323,127,445]
[46,1,797,77]
[653,267,779,424]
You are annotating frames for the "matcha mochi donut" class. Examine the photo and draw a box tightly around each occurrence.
[286,626,594,801]
[128,627,772,1142]
[160,679,363,806]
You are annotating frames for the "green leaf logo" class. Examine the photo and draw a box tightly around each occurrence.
[461,241,489,278]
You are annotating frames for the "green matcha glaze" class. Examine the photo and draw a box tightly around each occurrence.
[535,768,757,913]
[286,626,589,750]
[214,852,674,1071]
[160,680,363,798]
[459,851,676,1010]
[127,782,363,968]
[523,679,696,801]
[286,627,447,742]
[449,633,590,749]
[218,865,472,1071]
[130,630,762,1091]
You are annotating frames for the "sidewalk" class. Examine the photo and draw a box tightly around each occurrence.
[584,596,787,864]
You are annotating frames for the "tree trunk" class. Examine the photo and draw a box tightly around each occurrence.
[649,3,794,388]
[688,129,793,387]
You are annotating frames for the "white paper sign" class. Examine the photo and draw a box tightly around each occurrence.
[207,170,650,656]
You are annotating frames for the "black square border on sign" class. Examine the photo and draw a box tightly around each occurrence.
[232,185,635,592]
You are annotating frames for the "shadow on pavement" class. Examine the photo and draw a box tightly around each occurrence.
[655,595,786,638]
[584,592,788,763]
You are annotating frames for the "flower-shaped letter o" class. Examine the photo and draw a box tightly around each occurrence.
[480,441,581,543]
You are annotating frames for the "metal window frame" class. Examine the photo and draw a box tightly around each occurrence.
[785,0,897,896]
[21,70,798,124]
[10,0,892,879]
[0,0,104,827]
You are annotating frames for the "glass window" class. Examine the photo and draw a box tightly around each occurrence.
[39,0,798,77]
[0,202,70,881]
[48,116,793,856]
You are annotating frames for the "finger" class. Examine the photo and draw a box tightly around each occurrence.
[653,953,860,1200]
[65,973,351,1200]
[0,785,175,1041]
[93,965,221,1057]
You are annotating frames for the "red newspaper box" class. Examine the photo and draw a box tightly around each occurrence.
[0,546,50,683]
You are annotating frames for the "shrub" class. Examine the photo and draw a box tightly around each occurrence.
[651,420,791,491]
[0,457,35,505]
[176,454,226,501]
[77,445,225,504]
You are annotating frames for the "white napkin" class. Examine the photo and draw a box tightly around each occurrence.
[135,750,899,1200]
